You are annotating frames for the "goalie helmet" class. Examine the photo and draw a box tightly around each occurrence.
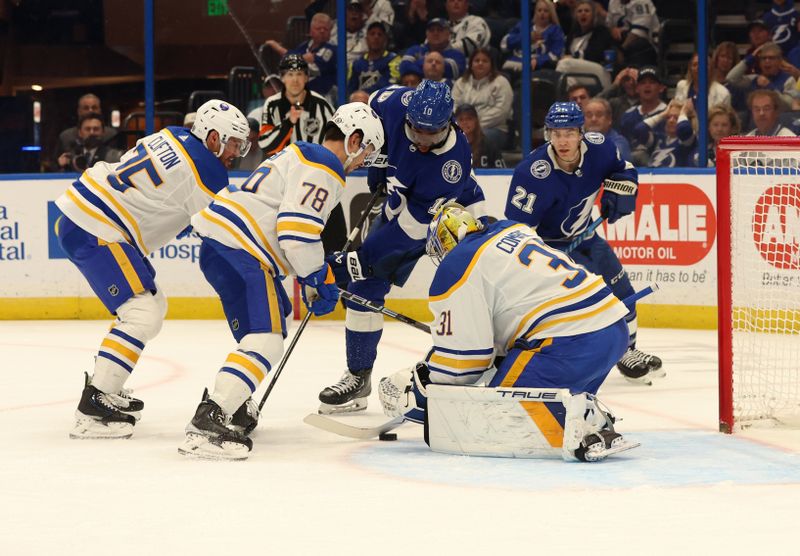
[330,101,385,169]
[191,99,251,158]
[426,202,484,264]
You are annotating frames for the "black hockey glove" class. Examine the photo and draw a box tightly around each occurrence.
[600,174,637,224]
[325,250,371,287]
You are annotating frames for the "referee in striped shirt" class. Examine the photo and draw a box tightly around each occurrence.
[257,53,345,253]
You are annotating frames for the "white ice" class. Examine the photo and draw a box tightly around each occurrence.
[1,320,799,555]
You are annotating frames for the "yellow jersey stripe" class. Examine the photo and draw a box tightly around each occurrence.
[508,277,605,349]
[499,337,553,386]
[226,352,266,382]
[428,353,493,370]
[101,338,141,364]
[83,174,149,254]
[430,224,529,302]
[276,221,324,235]
[290,144,345,188]
[65,189,132,243]
[199,210,273,272]
[214,196,288,275]
[164,128,215,197]
[54,215,62,238]
[263,266,283,333]
[521,401,564,448]
[525,296,622,338]
[107,243,146,295]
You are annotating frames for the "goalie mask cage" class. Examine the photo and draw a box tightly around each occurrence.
[717,137,800,433]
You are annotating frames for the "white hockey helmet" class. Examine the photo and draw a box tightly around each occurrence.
[330,101,385,170]
[191,99,251,158]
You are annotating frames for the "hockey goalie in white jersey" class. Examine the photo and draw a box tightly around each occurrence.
[379,203,639,461]
[54,99,251,441]
[178,102,384,460]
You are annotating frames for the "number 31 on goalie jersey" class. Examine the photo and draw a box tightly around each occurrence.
[518,239,587,289]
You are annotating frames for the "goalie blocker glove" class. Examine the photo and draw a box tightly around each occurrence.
[298,264,339,317]
[325,250,371,287]
[600,173,638,224]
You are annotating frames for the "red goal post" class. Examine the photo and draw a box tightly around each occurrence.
[717,137,800,433]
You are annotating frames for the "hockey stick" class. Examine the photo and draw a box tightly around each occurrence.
[303,413,405,440]
[339,289,431,333]
[563,216,605,254]
[621,283,659,310]
[258,189,384,411]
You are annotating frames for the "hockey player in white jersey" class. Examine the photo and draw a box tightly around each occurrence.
[54,99,251,440]
[379,203,636,461]
[178,102,384,460]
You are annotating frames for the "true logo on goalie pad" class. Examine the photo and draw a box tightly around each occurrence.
[496,389,559,400]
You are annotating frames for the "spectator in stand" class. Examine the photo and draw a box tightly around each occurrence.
[257,54,335,156]
[451,46,514,146]
[598,66,640,128]
[619,66,667,165]
[567,84,591,110]
[501,0,565,77]
[330,1,369,65]
[328,0,395,45]
[57,113,122,172]
[727,42,797,110]
[264,13,336,97]
[393,0,447,51]
[763,0,799,55]
[746,88,796,136]
[400,70,423,87]
[350,90,370,103]
[677,103,741,166]
[400,18,467,81]
[247,74,282,122]
[422,51,450,86]
[635,100,696,168]
[555,0,576,36]
[674,53,732,108]
[348,21,400,95]
[445,0,491,57]
[711,42,740,85]
[235,118,264,172]
[454,104,506,169]
[606,0,659,67]
[557,0,615,90]
[54,94,117,171]
[745,19,773,74]
[583,97,632,161]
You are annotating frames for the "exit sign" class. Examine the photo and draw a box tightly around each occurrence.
[208,0,229,16]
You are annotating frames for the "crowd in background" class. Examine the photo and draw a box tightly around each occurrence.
[52,0,800,171]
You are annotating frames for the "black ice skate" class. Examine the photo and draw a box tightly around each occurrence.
[617,348,665,386]
[201,388,259,436]
[318,369,372,414]
[178,398,252,460]
[574,430,640,462]
[70,373,138,440]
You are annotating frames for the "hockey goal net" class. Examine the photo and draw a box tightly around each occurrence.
[717,137,800,432]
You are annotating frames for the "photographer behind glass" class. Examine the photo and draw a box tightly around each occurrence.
[57,112,122,172]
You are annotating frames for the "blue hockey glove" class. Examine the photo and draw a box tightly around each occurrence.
[367,166,387,195]
[298,264,339,317]
[600,174,638,224]
[325,250,370,287]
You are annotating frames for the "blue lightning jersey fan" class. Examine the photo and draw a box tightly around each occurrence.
[504,132,637,242]
[364,85,485,278]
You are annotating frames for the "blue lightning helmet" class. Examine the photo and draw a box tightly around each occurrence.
[544,101,585,130]
[405,80,454,149]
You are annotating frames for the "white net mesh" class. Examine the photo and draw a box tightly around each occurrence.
[728,152,800,427]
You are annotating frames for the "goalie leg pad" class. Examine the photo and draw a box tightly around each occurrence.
[378,363,428,424]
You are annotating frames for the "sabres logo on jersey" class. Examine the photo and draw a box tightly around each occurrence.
[442,160,463,183]
[530,159,551,179]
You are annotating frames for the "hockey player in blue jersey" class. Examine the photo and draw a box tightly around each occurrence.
[504,102,663,385]
[317,80,486,413]
[54,99,252,439]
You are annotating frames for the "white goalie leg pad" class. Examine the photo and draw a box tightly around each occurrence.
[345,307,384,333]
[426,385,587,459]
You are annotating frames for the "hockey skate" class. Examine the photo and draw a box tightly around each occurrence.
[617,348,665,386]
[573,429,640,462]
[318,369,372,414]
[70,373,141,439]
[201,388,259,436]
[178,398,252,461]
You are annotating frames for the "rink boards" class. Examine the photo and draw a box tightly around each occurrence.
[0,169,719,328]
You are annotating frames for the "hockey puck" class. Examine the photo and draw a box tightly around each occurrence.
[379,432,397,441]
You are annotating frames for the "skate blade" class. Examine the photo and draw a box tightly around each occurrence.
[70,414,133,439]
[622,374,653,386]
[584,440,641,462]
[318,398,368,415]
[178,433,250,461]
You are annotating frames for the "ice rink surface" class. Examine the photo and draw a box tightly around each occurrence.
[2,319,799,555]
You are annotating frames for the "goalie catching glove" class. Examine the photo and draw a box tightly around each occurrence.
[325,249,371,287]
[298,264,339,316]
[600,173,637,224]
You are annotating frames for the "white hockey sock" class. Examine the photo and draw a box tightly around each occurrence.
[92,327,146,393]
[210,348,273,414]
[210,370,254,415]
